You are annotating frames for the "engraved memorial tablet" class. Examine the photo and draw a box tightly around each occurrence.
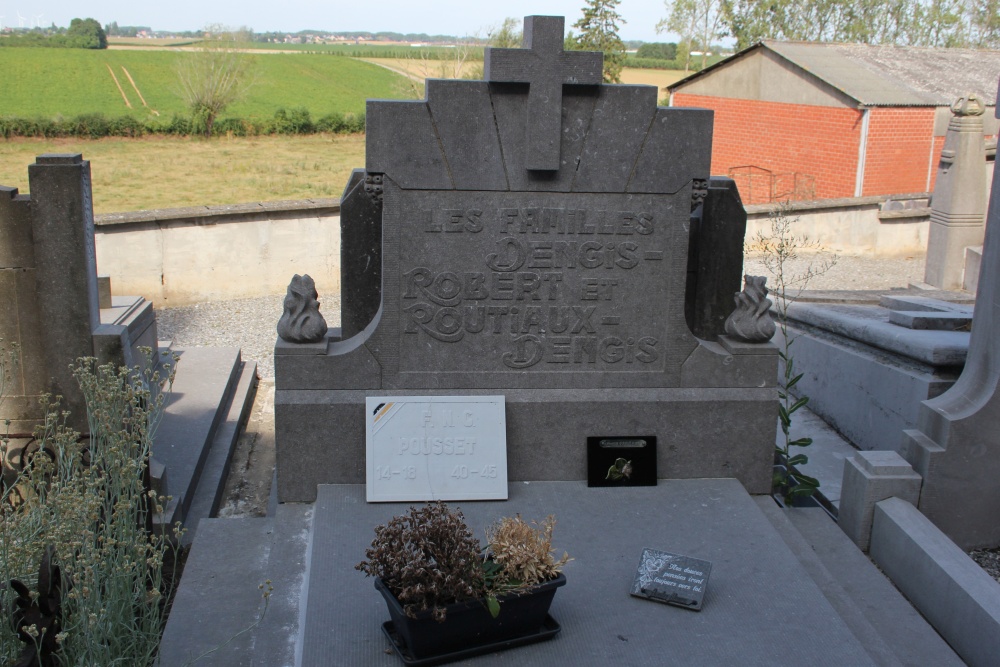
[365,396,508,502]
[630,548,712,611]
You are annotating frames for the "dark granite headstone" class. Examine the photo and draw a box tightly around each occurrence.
[339,169,383,339]
[685,177,748,341]
[275,15,777,502]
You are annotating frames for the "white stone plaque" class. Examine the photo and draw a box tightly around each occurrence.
[365,396,508,502]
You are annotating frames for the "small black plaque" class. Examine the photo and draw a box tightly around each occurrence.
[630,548,711,611]
[587,436,656,487]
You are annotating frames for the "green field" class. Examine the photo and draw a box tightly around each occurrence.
[0,47,409,120]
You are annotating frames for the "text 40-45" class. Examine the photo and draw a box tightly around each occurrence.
[451,464,498,479]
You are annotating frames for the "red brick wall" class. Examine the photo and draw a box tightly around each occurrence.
[861,107,936,196]
[673,93,863,203]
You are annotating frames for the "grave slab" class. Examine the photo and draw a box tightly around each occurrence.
[301,480,877,666]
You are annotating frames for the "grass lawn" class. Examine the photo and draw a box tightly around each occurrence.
[0,47,407,119]
[0,134,367,213]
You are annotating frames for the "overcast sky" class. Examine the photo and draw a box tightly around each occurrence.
[0,1,679,42]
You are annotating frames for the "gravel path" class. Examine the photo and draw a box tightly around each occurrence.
[156,293,342,379]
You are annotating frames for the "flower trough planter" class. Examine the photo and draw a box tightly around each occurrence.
[375,573,566,665]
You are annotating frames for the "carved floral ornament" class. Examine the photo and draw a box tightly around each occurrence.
[724,275,776,343]
[277,274,329,344]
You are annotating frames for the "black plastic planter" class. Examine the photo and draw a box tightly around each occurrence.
[374,573,566,661]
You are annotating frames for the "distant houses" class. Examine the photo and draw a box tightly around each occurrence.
[669,42,1000,204]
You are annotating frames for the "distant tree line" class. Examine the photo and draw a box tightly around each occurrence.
[0,18,107,49]
[103,22,153,38]
[662,0,1000,54]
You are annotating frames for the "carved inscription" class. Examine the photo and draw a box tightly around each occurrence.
[401,200,671,371]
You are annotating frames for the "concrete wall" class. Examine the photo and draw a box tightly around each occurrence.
[745,194,930,256]
[95,199,341,306]
[92,194,930,308]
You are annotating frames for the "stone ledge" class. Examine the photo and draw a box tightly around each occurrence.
[95,197,342,227]
[870,497,1000,667]
[744,192,930,216]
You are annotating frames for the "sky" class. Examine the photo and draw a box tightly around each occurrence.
[0,0,678,42]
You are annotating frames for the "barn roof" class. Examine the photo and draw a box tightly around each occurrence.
[669,41,1000,107]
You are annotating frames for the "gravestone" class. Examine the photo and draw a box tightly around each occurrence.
[0,154,157,434]
[781,293,969,453]
[924,94,988,290]
[903,84,1000,549]
[274,15,777,502]
[0,154,261,541]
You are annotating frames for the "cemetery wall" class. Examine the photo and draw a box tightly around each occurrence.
[93,199,341,306]
[745,194,930,256]
[89,194,928,307]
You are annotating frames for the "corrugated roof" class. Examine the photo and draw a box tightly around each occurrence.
[671,41,1000,107]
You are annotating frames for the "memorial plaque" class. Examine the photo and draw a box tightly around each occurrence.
[365,396,508,502]
[587,436,657,487]
[630,547,712,611]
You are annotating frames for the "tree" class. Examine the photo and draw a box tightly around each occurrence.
[66,17,107,49]
[658,0,726,72]
[176,27,256,137]
[487,17,522,48]
[637,42,678,60]
[572,0,627,83]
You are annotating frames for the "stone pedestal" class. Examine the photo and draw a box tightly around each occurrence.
[924,95,988,290]
[838,450,922,552]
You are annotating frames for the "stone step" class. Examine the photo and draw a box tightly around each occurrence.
[756,499,963,666]
[158,502,314,667]
[158,517,274,666]
[181,358,259,545]
[153,346,256,538]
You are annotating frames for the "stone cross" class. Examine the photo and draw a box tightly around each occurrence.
[484,15,603,171]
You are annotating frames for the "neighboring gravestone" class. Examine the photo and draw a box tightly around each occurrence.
[903,84,1000,549]
[0,154,159,434]
[924,94,988,290]
[274,15,777,502]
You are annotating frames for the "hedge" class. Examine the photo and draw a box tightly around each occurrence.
[0,108,365,139]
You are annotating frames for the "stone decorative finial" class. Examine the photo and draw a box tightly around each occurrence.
[277,274,328,344]
[951,93,985,117]
[724,275,776,343]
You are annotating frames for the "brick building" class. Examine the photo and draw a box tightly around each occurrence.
[668,42,999,204]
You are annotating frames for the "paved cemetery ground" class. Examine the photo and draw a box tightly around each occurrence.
[0,134,365,212]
